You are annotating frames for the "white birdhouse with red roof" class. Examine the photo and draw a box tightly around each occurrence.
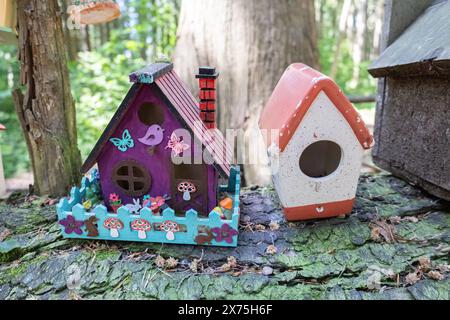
[259,64,374,221]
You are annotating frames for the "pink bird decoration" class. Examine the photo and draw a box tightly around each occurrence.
[138,125,165,146]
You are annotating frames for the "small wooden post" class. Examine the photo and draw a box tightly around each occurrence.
[0,124,6,198]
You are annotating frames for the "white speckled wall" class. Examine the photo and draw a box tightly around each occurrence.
[273,91,364,208]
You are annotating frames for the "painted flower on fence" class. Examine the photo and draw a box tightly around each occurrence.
[109,193,122,213]
[59,215,84,235]
[142,195,165,214]
[211,224,238,244]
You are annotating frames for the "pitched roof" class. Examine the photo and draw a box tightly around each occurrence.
[259,63,374,152]
[0,124,5,130]
[155,70,233,177]
[81,62,232,177]
[369,1,450,78]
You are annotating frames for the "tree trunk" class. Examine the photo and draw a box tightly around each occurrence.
[330,0,352,79]
[13,0,81,197]
[173,0,319,186]
[350,0,368,88]
[84,24,92,51]
[60,0,78,61]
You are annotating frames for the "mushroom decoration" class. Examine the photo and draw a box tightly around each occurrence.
[131,219,152,240]
[103,217,124,238]
[160,220,180,241]
[178,181,196,201]
[70,0,121,25]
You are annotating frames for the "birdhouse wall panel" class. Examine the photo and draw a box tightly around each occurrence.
[96,84,217,212]
[274,91,364,209]
[372,76,450,200]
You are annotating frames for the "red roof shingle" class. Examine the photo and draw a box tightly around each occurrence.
[259,63,374,151]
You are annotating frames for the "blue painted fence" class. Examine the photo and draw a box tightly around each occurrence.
[57,166,241,247]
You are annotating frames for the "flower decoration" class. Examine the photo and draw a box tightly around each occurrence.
[109,193,122,213]
[83,199,93,210]
[109,193,120,203]
[142,195,165,214]
[166,132,190,156]
[211,224,238,244]
[59,215,84,235]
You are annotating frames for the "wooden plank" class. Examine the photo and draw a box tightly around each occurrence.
[369,0,450,77]
[373,77,450,200]
[348,95,376,104]
[380,0,435,50]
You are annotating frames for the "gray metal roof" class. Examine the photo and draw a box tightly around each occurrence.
[369,0,450,78]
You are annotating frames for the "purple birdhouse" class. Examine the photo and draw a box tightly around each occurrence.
[80,63,233,216]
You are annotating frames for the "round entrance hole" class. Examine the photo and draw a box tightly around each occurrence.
[299,141,342,178]
[138,102,165,126]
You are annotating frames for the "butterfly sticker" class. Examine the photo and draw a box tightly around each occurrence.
[165,132,190,156]
[110,129,135,152]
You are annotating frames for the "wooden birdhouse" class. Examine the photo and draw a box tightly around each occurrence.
[0,0,17,45]
[0,124,6,198]
[259,64,374,221]
[57,63,241,247]
[368,0,450,201]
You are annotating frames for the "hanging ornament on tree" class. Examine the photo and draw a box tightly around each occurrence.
[70,0,121,25]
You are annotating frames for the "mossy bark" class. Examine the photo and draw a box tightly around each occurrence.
[0,174,448,300]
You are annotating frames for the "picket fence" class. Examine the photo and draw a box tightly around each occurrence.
[57,166,241,247]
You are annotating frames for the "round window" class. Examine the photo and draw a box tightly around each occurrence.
[299,141,342,178]
[112,160,151,197]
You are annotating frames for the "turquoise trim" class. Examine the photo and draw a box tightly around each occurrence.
[57,166,241,247]
[138,73,154,84]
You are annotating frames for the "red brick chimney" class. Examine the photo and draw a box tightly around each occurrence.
[196,67,219,129]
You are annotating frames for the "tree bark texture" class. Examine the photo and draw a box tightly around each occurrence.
[13,0,81,197]
[174,0,319,185]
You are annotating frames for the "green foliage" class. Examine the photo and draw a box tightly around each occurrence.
[1,0,379,179]
[70,50,143,159]
[317,0,379,110]
[0,46,30,178]
[71,0,179,160]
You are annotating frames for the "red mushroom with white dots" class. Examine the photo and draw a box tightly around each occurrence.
[178,181,196,201]
[104,217,124,238]
[131,219,152,239]
[160,220,180,241]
